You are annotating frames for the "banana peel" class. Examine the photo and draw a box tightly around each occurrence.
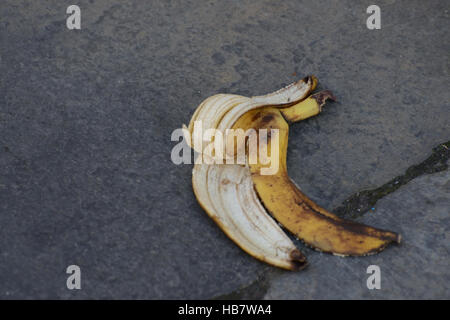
[189,78,317,270]
[186,77,401,270]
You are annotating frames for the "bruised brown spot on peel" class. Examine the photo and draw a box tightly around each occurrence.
[221,179,230,185]
[322,215,399,242]
[251,111,262,122]
[260,114,275,124]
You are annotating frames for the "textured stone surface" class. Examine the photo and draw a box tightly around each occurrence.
[0,1,448,299]
[264,168,450,299]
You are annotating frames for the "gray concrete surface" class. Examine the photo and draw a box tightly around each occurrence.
[0,0,448,299]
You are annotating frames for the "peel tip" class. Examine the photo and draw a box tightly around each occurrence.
[386,231,401,244]
[312,90,337,104]
[289,249,308,271]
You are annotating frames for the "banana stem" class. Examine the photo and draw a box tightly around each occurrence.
[280,90,336,123]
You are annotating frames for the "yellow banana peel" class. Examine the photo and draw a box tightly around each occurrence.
[185,77,400,270]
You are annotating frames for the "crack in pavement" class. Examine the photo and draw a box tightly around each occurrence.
[334,141,450,219]
[211,140,450,300]
[213,269,279,300]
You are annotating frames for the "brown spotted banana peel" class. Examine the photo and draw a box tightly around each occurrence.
[185,77,400,270]
[186,77,317,270]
